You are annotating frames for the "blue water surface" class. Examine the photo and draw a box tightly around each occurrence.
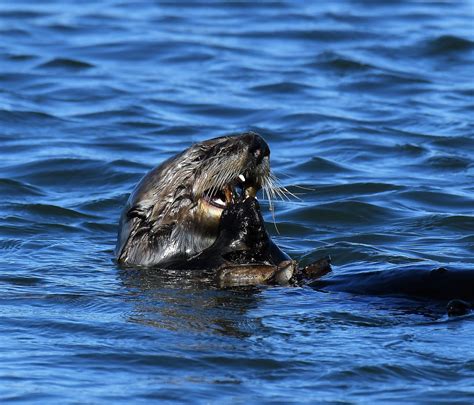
[1,0,474,403]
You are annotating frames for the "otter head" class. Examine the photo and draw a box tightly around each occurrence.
[116,132,276,266]
[188,132,271,234]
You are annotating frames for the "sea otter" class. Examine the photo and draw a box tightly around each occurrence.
[116,132,285,264]
[115,132,326,284]
[115,132,474,312]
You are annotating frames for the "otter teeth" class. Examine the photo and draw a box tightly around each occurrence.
[213,197,226,207]
[238,174,245,182]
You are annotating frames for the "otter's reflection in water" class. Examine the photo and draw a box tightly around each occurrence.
[119,267,264,338]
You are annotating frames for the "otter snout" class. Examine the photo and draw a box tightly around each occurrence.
[243,132,270,165]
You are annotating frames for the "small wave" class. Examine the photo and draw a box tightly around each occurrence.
[37,58,95,71]
[236,28,372,42]
[80,222,117,233]
[313,182,403,198]
[327,362,453,384]
[4,158,142,189]
[91,138,156,153]
[425,35,474,55]
[339,71,430,94]
[294,156,353,174]
[0,28,31,38]
[0,178,44,197]
[302,241,415,267]
[402,213,474,233]
[398,190,474,213]
[72,106,154,121]
[161,51,214,64]
[110,159,150,170]
[0,10,50,19]
[72,39,242,63]
[185,103,260,120]
[432,215,474,232]
[287,200,400,226]
[0,73,44,92]
[250,81,312,94]
[270,111,358,128]
[6,53,36,61]
[430,135,474,150]
[424,155,471,171]
[309,51,375,72]
[0,239,23,251]
[0,275,44,286]
[40,293,123,313]
[78,194,129,214]
[394,143,427,155]
[6,203,97,221]
[0,109,62,124]
[0,219,80,237]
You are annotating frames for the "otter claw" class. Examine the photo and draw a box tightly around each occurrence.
[245,186,257,198]
[273,260,297,285]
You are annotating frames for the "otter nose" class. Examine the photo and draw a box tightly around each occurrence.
[246,133,270,165]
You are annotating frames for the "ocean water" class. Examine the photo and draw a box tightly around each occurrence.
[1,0,474,403]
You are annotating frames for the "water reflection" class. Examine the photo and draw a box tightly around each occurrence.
[119,267,264,338]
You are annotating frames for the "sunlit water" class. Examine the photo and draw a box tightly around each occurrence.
[1,1,474,403]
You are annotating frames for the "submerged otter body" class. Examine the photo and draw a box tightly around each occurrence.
[116,132,289,269]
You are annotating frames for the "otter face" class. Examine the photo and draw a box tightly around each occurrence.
[193,133,271,230]
[116,132,281,266]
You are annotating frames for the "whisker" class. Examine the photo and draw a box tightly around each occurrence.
[267,177,289,202]
[292,184,316,191]
[270,171,316,192]
[269,173,301,201]
[263,184,280,235]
